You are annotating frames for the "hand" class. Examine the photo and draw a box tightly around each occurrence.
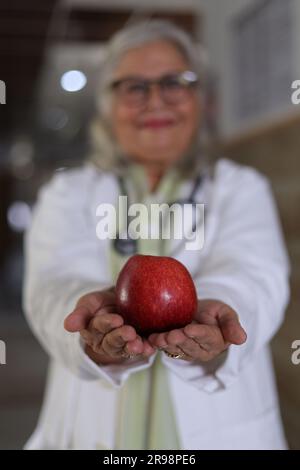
[64,288,155,365]
[148,299,247,362]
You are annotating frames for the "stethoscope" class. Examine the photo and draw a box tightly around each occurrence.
[113,173,204,256]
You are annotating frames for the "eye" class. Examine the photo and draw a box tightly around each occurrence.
[161,76,183,90]
[124,81,147,94]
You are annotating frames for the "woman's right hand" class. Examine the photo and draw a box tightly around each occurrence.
[64,287,156,366]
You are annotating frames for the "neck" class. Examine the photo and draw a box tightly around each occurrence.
[145,164,167,192]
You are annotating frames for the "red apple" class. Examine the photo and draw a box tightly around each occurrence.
[115,254,197,335]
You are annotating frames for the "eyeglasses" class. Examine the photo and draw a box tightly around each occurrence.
[110,70,199,107]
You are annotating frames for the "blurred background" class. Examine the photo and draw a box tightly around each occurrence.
[0,0,299,449]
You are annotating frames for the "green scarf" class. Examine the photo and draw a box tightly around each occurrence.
[110,163,181,450]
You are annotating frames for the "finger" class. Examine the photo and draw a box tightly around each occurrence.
[65,288,118,332]
[184,323,218,346]
[186,323,229,352]
[166,329,186,346]
[148,332,168,349]
[142,338,156,357]
[89,312,124,335]
[178,340,200,358]
[195,310,218,326]
[101,325,137,357]
[64,306,94,332]
[125,335,144,356]
[167,334,217,362]
[80,329,94,345]
[81,313,123,351]
[148,333,159,346]
[218,309,247,345]
[164,329,207,359]
[79,291,114,312]
[150,331,191,358]
[160,338,186,357]
[125,336,155,358]
[148,331,187,357]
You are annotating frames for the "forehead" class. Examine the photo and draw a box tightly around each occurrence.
[113,40,189,79]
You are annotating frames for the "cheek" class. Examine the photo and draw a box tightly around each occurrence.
[178,101,200,136]
[111,104,138,139]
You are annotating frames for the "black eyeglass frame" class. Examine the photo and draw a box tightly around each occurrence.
[109,70,199,105]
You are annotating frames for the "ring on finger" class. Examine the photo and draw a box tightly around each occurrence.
[163,350,185,359]
[121,349,136,359]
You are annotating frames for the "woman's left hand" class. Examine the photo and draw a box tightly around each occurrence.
[148,299,247,362]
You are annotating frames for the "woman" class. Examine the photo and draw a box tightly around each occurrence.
[23,20,290,450]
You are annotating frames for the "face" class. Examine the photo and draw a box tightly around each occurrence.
[110,40,201,171]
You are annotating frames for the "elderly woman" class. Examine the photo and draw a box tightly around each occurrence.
[24,20,290,450]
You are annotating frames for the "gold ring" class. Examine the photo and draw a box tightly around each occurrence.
[164,351,185,359]
[121,350,135,359]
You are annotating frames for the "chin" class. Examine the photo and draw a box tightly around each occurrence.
[148,141,187,158]
[142,153,181,168]
[144,137,181,152]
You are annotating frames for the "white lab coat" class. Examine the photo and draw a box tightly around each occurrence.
[23,158,290,450]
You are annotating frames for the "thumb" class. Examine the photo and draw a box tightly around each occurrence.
[64,306,93,332]
[218,310,247,345]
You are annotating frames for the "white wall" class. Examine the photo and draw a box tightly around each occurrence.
[196,0,254,137]
[195,0,299,138]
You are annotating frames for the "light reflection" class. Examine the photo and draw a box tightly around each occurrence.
[7,202,32,233]
[60,70,87,92]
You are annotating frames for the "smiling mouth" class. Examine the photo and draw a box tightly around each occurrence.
[140,119,176,129]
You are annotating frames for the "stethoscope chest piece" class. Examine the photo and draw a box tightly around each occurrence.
[113,236,137,256]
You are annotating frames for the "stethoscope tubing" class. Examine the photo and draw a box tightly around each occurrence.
[113,173,204,256]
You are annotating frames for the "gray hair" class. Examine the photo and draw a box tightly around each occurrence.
[89,19,211,177]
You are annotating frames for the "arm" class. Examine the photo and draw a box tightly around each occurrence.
[150,164,290,391]
[23,170,155,387]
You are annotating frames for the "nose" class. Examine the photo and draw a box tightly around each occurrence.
[146,83,165,109]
